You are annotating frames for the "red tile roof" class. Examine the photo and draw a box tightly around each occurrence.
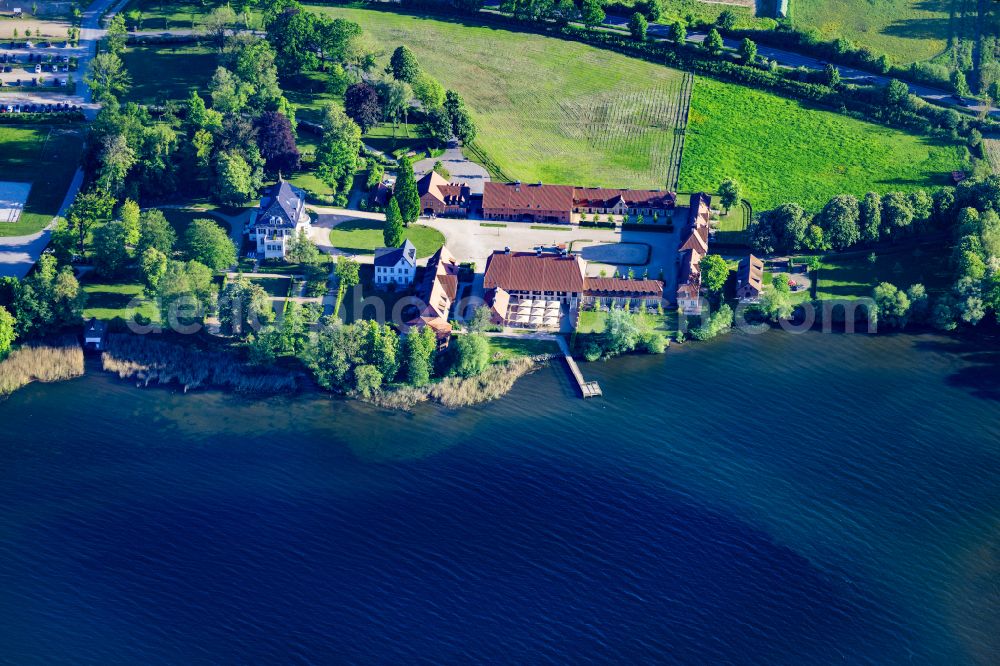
[737,254,764,291]
[418,171,470,206]
[584,278,664,296]
[483,251,586,293]
[573,188,675,209]
[483,182,576,213]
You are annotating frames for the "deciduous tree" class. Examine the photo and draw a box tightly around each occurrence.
[389,45,421,82]
[344,82,382,133]
[718,178,740,213]
[404,326,436,386]
[256,111,301,176]
[184,218,237,271]
[705,28,724,54]
[700,254,730,295]
[137,209,177,256]
[452,333,490,377]
[818,194,860,250]
[628,12,647,41]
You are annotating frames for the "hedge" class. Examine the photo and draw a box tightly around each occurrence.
[0,112,85,124]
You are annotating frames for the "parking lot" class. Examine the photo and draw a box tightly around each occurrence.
[0,42,80,92]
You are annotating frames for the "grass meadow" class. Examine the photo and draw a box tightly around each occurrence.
[121,44,218,105]
[121,0,257,31]
[678,77,964,211]
[314,6,689,189]
[792,0,976,65]
[811,244,952,301]
[0,124,84,236]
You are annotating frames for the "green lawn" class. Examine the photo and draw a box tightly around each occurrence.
[0,124,84,236]
[82,281,159,322]
[283,69,343,124]
[488,336,561,362]
[792,0,976,65]
[577,309,673,334]
[328,219,445,258]
[314,6,689,189]
[813,244,952,301]
[678,77,964,212]
[121,43,218,105]
[363,122,432,157]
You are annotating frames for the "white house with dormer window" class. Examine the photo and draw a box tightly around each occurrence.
[373,239,417,287]
[248,180,311,260]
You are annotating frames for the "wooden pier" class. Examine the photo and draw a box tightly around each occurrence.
[558,337,602,399]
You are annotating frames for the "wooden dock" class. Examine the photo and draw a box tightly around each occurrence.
[557,337,602,399]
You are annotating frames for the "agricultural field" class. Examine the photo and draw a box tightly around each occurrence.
[314,6,690,190]
[327,219,445,258]
[792,0,978,65]
[984,137,1000,175]
[121,44,217,105]
[0,124,84,236]
[678,77,964,211]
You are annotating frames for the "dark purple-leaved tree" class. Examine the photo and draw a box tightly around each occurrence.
[256,111,301,177]
[344,82,382,133]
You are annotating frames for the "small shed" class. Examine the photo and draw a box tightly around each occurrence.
[83,318,108,351]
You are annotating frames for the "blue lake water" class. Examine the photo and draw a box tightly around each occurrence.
[1,330,998,664]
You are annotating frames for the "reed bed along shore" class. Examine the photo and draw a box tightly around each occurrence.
[102,334,298,393]
[0,339,85,397]
[369,356,549,411]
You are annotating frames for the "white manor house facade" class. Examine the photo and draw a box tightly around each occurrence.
[248,180,311,260]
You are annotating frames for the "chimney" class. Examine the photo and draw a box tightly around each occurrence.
[514,180,521,192]
[535,247,542,257]
[504,246,511,255]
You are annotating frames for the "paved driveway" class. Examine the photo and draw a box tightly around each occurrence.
[0,167,83,279]
[412,141,490,194]
[421,217,680,286]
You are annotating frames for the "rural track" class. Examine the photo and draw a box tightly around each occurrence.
[664,71,694,193]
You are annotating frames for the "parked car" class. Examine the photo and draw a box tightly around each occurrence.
[33,63,41,73]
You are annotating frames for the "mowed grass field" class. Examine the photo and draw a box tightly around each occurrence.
[812,244,951,300]
[678,77,964,211]
[314,7,689,189]
[792,0,976,65]
[0,124,84,236]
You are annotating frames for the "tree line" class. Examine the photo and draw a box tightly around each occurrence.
[748,175,1000,331]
